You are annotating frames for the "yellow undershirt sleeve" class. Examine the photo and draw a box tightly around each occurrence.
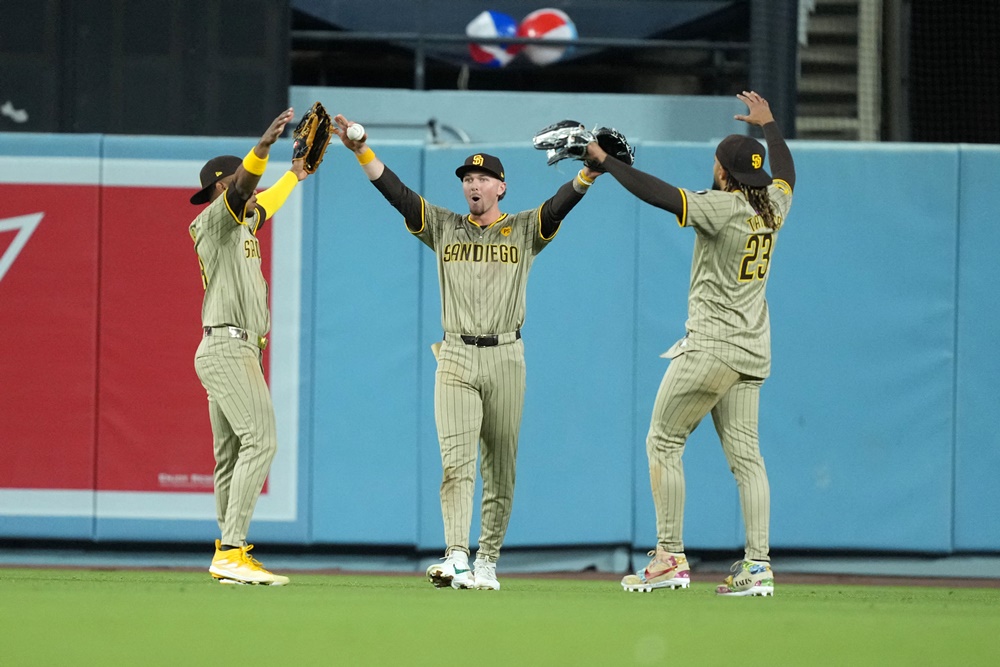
[255,171,299,220]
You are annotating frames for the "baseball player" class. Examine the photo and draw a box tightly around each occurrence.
[189,107,311,586]
[332,113,602,591]
[586,91,795,596]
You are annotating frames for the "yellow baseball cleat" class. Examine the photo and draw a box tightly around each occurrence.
[209,540,289,586]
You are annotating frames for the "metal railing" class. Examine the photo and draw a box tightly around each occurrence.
[360,119,472,144]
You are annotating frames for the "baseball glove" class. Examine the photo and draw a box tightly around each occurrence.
[532,120,595,166]
[585,127,635,173]
[292,101,333,174]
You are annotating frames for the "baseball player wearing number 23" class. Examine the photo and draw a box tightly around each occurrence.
[587,91,796,597]
[333,113,603,591]
[188,107,313,586]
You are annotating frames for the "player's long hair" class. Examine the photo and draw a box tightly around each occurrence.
[737,182,782,231]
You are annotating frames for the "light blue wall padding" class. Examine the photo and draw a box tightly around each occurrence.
[954,145,1000,551]
[0,516,96,540]
[0,133,102,157]
[308,143,425,544]
[764,142,958,552]
[5,131,1000,555]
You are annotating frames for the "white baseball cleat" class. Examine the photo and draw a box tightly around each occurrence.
[473,558,500,590]
[426,550,475,589]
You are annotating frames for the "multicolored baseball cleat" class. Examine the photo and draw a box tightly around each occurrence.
[209,540,289,586]
[621,550,691,592]
[716,560,774,597]
[426,550,475,589]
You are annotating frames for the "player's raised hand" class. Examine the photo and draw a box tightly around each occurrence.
[332,114,368,151]
[262,107,295,146]
[734,91,775,127]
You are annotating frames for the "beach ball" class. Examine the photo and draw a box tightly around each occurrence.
[466,10,519,67]
[517,8,577,66]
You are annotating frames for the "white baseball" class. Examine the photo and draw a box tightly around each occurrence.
[346,123,365,141]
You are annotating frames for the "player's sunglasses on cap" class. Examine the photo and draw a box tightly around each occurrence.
[455,153,505,181]
[716,135,772,188]
[190,155,243,205]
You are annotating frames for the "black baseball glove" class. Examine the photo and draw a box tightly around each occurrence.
[532,120,595,166]
[292,101,333,174]
[585,127,635,173]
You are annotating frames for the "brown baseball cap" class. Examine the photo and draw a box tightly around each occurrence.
[455,153,505,181]
[190,155,242,205]
[715,135,772,188]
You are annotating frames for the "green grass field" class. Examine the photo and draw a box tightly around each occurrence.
[1,568,997,666]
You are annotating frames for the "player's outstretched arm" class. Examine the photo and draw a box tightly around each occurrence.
[537,166,603,237]
[231,107,294,201]
[332,113,425,229]
[586,142,685,215]
[332,113,385,181]
[735,91,795,190]
[254,156,309,223]
[221,107,294,218]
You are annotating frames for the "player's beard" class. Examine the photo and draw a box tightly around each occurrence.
[711,177,723,191]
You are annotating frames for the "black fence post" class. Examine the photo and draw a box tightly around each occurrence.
[749,0,799,138]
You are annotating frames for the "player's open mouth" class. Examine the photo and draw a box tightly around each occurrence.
[471,196,481,202]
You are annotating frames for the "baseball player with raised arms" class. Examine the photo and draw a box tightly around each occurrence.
[332,113,602,590]
[586,91,795,596]
[189,107,311,585]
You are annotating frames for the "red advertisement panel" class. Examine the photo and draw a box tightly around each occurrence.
[96,186,271,492]
[0,186,100,489]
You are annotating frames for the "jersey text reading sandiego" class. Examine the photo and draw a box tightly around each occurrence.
[441,243,520,264]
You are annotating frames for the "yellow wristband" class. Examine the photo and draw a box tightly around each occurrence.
[356,147,376,166]
[575,169,594,188]
[243,149,268,175]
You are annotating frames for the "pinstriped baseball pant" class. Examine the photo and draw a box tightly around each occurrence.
[434,338,525,562]
[194,336,277,547]
[646,350,770,561]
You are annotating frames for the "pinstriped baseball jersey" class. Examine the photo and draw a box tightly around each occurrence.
[665,180,793,378]
[189,196,269,334]
[190,188,276,549]
[368,161,590,577]
[410,203,555,334]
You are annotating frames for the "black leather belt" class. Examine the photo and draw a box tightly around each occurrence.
[458,330,521,347]
[203,325,268,351]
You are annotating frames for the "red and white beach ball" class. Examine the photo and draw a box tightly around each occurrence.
[517,8,577,66]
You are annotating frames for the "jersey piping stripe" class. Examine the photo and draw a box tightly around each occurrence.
[251,208,264,235]
[536,204,559,241]
[222,191,244,225]
[407,196,428,235]
[465,212,508,230]
[677,188,688,227]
